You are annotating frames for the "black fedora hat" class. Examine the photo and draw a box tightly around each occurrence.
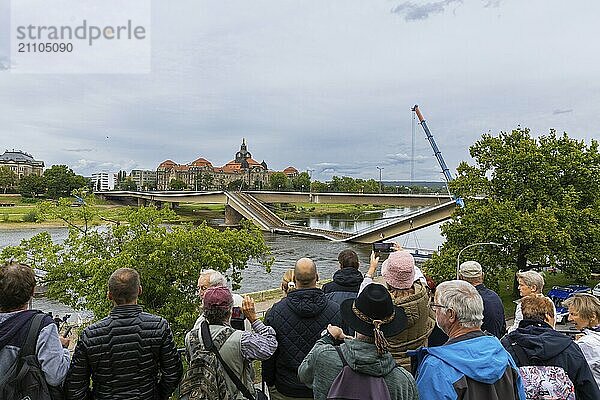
[340,283,407,337]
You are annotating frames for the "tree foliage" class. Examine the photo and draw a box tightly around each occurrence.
[425,129,600,287]
[1,201,272,342]
[169,179,187,191]
[291,172,311,191]
[269,172,289,190]
[44,165,87,199]
[19,174,47,198]
[0,166,16,193]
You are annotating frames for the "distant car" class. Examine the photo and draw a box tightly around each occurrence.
[547,285,591,324]
[593,283,600,299]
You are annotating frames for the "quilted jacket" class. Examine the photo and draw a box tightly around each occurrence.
[65,304,183,400]
[262,288,341,398]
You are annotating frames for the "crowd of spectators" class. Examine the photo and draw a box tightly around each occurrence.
[1,243,600,400]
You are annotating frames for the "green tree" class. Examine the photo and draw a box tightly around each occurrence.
[169,179,187,191]
[19,174,47,198]
[1,205,272,342]
[269,172,289,191]
[425,129,600,287]
[291,172,311,191]
[119,178,138,191]
[44,165,86,199]
[310,180,328,192]
[329,176,359,193]
[0,166,16,193]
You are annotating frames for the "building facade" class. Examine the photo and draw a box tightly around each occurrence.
[92,172,116,191]
[0,150,44,179]
[157,139,283,191]
[130,169,157,190]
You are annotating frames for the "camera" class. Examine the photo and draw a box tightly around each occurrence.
[231,306,246,331]
[372,242,394,253]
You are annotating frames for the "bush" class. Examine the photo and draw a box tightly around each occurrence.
[2,213,9,222]
[22,211,38,222]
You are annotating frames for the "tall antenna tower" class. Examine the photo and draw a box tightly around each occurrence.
[411,109,416,182]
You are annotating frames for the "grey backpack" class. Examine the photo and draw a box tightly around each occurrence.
[179,325,235,400]
[0,313,62,400]
[327,346,392,400]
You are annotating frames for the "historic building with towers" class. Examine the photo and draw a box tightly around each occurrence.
[156,139,291,190]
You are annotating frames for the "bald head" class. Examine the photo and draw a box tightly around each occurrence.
[294,258,318,288]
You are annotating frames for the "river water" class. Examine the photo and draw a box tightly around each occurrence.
[1,207,444,317]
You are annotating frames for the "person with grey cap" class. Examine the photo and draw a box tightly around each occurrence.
[459,260,506,338]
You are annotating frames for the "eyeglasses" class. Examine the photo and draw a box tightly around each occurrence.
[429,302,450,311]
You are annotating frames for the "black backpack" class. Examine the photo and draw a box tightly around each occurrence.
[0,313,63,400]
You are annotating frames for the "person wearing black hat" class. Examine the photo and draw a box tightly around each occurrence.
[298,283,419,400]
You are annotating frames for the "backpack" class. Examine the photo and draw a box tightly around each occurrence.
[327,346,392,400]
[0,313,62,400]
[179,324,236,400]
[506,340,575,400]
[518,366,575,400]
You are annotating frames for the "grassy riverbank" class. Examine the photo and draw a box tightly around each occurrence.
[0,195,134,228]
[0,195,395,229]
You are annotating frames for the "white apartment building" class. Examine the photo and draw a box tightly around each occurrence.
[92,172,116,191]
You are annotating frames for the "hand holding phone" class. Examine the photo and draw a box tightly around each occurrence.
[372,242,394,253]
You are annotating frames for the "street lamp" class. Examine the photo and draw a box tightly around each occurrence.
[456,242,502,279]
[376,166,384,193]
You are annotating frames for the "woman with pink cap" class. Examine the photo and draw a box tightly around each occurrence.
[361,243,435,371]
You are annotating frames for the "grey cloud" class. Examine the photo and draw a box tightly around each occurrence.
[483,0,502,7]
[73,159,139,175]
[62,148,94,153]
[391,0,462,21]
[553,109,573,115]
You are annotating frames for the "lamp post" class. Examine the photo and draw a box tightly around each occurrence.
[456,242,502,279]
[376,166,384,193]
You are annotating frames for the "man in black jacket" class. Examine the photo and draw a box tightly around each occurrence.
[459,260,506,339]
[322,249,363,306]
[65,268,183,400]
[262,258,341,400]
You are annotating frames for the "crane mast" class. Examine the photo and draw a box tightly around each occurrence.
[411,105,453,183]
[412,104,464,207]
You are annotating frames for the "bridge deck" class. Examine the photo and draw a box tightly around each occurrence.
[99,190,455,243]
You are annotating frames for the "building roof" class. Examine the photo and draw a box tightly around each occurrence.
[283,166,299,174]
[0,150,44,166]
[190,157,213,167]
[158,159,177,169]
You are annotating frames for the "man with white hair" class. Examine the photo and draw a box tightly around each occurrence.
[194,269,249,330]
[414,280,526,400]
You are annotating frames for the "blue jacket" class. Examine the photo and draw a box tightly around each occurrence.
[415,333,526,400]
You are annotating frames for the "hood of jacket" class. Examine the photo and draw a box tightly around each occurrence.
[426,335,514,384]
[332,268,363,289]
[0,310,38,348]
[342,338,397,377]
[507,320,572,361]
[286,288,329,318]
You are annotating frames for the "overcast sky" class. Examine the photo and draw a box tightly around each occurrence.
[1,0,599,181]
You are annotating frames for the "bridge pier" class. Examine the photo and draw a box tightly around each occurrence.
[224,205,244,226]
[170,202,179,210]
[137,198,147,207]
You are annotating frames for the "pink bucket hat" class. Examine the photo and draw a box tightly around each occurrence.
[381,250,415,290]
